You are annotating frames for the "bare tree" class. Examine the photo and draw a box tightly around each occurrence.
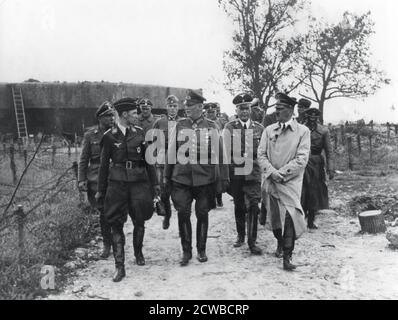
[219,0,307,109]
[298,12,390,123]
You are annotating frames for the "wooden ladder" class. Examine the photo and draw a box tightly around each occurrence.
[12,87,28,140]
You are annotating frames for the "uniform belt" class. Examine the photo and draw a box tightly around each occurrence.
[112,160,145,169]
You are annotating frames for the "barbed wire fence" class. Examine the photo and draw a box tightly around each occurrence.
[0,134,98,299]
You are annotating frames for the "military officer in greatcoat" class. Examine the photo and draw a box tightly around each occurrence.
[224,93,264,255]
[96,97,160,282]
[165,90,229,266]
[204,102,224,208]
[296,98,312,124]
[78,101,115,259]
[138,98,158,135]
[151,95,180,229]
[302,107,334,229]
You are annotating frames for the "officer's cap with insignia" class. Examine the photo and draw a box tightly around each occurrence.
[203,102,218,112]
[138,98,153,109]
[113,97,140,114]
[305,107,321,118]
[184,89,206,106]
[298,98,312,109]
[275,92,297,109]
[95,101,114,118]
[233,93,253,109]
[166,95,179,106]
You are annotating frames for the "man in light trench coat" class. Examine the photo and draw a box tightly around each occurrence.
[257,92,310,271]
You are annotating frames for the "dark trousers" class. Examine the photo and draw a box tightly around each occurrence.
[171,182,213,253]
[273,212,296,256]
[104,180,153,268]
[156,166,172,219]
[229,179,261,248]
[87,181,111,247]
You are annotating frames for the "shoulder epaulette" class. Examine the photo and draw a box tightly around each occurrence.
[253,121,264,127]
[104,128,112,135]
[134,125,143,130]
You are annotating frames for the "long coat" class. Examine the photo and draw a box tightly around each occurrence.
[257,119,310,239]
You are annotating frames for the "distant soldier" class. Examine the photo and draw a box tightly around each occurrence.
[96,97,160,282]
[250,98,265,123]
[302,108,334,229]
[78,101,114,259]
[296,98,312,124]
[165,90,229,266]
[152,95,181,229]
[258,92,310,271]
[204,102,224,208]
[224,93,264,255]
[138,98,158,135]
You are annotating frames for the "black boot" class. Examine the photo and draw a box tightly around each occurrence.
[133,225,145,266]
[275,240,283,258]
[307,210,318,229]
[99,209,112,259]
[179,220,192,266]
[196,217,208,263]
[233,234,245,248]
[283,251,296,271]
[162,196,172,230]
[259,202,267,226]
[273,228,283,258]
[163,216,170,230]
[216,193,223,207]
[111,224,126,282]
[248,205,262,255]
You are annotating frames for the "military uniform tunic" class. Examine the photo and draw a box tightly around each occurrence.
[223,119,264,245]
[78,126,106,208]
[302,122,334,212]
[165,115,229,253]
[98,125,158,225]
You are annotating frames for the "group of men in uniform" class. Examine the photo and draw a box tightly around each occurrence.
[78,88,334,281]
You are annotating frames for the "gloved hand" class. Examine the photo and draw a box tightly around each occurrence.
[153,185,161,197]
[271,171,284,183]
[78,181,88,192]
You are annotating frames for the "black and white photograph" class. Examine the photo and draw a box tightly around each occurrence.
[0,0,397,304]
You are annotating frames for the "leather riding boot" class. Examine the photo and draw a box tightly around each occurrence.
[275,240,284,258]
[99,210,112,259]
[179,220,192,266]
[283,213,296,271]
[196,217,208,263]
[111,224,126,282]
[216,193,223,207]
[259,202,267,226]
[233,234,245,248]
[283,251,296,271]
[162,196,172,230]
[133,225,145,266]
[248,205,262,255]
[307,210,318,229]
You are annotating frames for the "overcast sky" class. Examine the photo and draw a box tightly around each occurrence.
[0,0,397,123]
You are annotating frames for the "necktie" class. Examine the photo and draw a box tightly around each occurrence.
[243,123,247,130]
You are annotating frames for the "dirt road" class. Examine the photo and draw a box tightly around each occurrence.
[47,191,398,300]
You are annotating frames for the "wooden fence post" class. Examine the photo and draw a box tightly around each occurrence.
[340,124,345,146]
[347,136,354,170]
[51,136,56,166]
[16,205,25,263]
[356,133,361,155]
[387,122,391,143]
[9,144,17,185]
[369,135,373,162]
[395,124,398,135]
